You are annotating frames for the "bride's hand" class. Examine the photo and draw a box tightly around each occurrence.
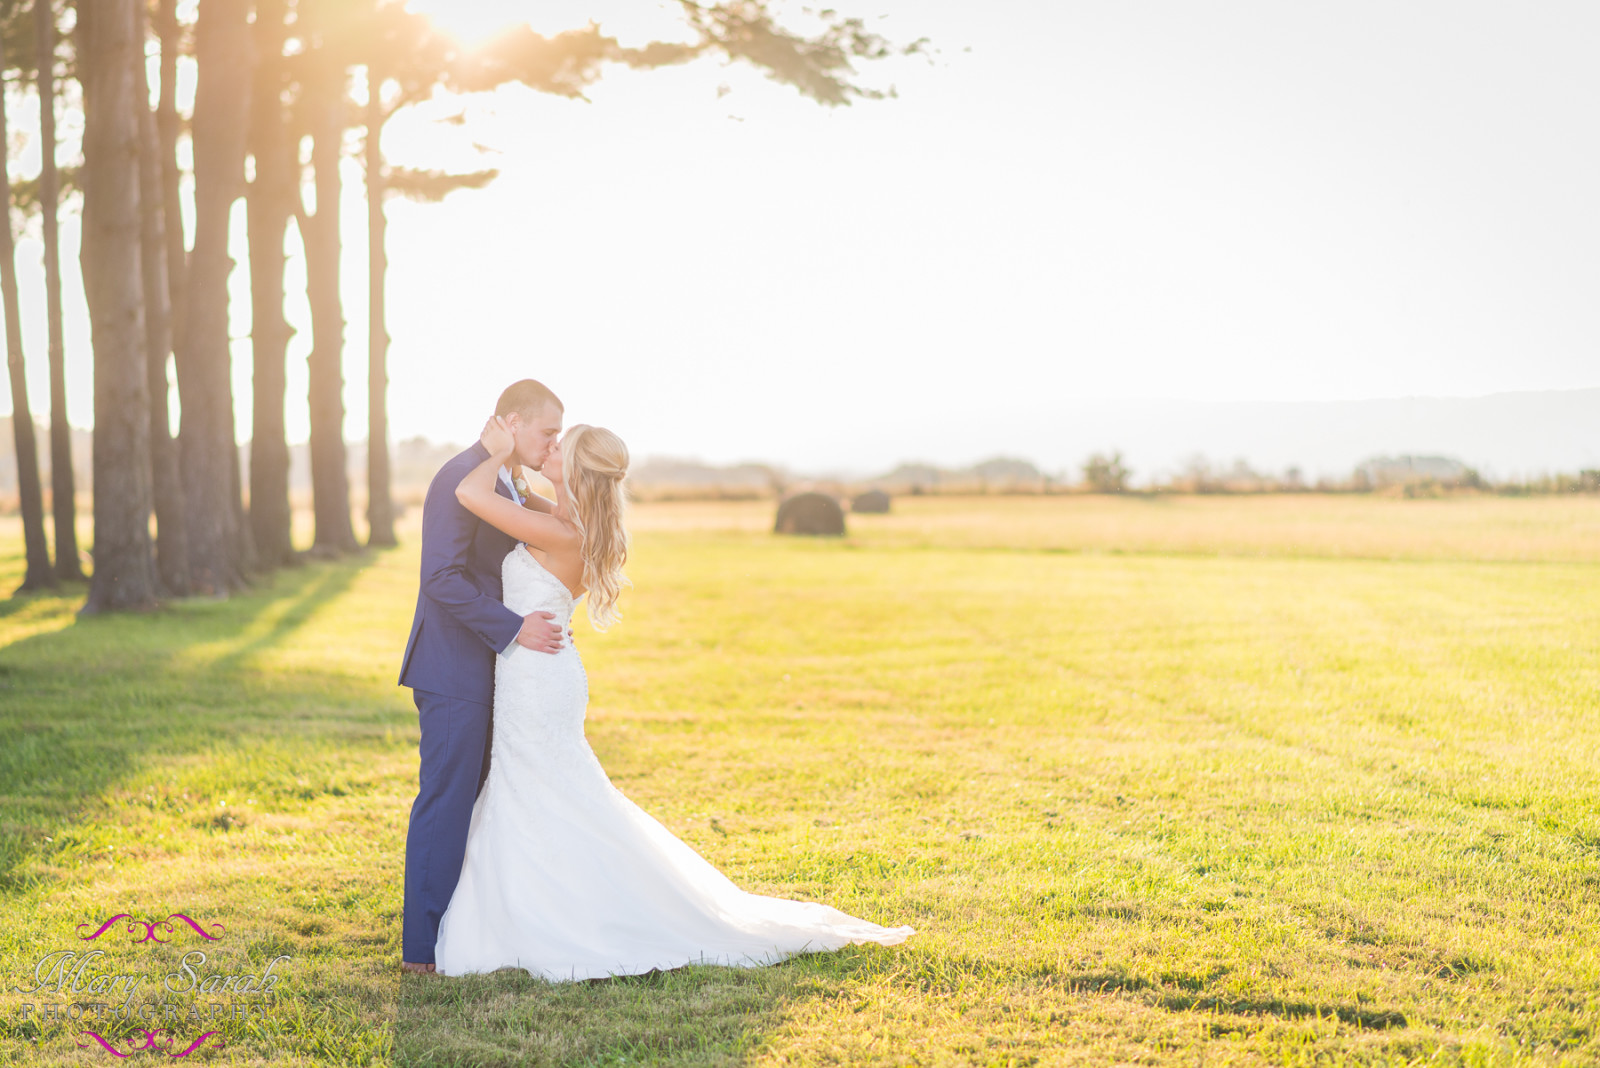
[480,416,514,459]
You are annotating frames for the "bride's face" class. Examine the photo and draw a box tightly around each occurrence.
[543,434,571,485]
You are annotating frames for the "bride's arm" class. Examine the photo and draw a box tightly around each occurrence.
[456,420,581,553]
[515,471,556,514]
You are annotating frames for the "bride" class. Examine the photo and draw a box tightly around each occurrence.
[434,417,913,980]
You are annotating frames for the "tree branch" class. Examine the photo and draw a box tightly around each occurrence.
[385,166,499,203]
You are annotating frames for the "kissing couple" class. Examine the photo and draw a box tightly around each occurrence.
[397,379,913,979]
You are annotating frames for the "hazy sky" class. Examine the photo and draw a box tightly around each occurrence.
[11,0,1599,473]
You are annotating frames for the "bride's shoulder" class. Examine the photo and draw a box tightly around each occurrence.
[532,514,583,551]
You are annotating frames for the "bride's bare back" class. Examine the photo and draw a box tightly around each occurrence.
[522,541,584,600]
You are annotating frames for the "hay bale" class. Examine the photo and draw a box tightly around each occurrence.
[850,489,890,514]
[774,492,846,536]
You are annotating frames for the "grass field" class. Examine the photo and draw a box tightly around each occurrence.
[0,494,1597,1066]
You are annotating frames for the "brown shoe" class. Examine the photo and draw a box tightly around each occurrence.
[401,961,440,977]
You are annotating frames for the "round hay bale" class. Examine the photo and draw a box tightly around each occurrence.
[850,489,891,514]
[774,492,846,536]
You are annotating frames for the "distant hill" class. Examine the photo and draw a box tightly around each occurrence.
[627,457,784,499]
[874,463,942,488]
[872,457,1047,492]
[938,388,1600,484]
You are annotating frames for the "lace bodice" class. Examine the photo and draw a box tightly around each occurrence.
[492,547,587,748]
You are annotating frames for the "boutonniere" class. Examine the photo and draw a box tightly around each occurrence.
[512,475,530,504]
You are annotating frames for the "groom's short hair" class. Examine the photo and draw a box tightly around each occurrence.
[496,379,563,420]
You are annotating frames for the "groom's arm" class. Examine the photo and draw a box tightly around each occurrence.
[419,461,526,655]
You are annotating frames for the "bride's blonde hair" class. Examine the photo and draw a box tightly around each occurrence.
[562,424,630,630]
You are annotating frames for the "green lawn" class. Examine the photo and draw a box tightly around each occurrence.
[0,495,1597,1066]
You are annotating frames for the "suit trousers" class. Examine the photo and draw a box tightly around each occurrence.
[402,688,493,964]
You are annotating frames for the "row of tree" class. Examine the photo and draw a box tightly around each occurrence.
[6,0,919,611]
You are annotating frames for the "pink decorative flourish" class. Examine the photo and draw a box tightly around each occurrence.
[76,1029,162,1057]
[167,1031,225,1058]
[76,1028,224,1059]
[77,913,225,944]
[77,915,134,941]
[76,1030,131,1056]
[165,913,224,940]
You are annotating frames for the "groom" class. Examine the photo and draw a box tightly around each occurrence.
[398,378,567,975]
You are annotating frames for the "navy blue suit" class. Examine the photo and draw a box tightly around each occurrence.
[399,441,523,964]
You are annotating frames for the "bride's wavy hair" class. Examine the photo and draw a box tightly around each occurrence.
[562,424,631,630]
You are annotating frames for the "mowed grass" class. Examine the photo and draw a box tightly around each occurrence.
[0,494,1597,1066]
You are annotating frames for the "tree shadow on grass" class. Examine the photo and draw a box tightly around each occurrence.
[0,556,379,894]
[1153,991,1408,1031]
[209,564,364,677]
[0,585,82,622]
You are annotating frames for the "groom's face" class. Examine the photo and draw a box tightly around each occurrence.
[507,403,564,471]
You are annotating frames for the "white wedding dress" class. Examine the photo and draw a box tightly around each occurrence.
[434,546,913,980]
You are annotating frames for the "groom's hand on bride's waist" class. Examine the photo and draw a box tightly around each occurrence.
[515,610,573,654]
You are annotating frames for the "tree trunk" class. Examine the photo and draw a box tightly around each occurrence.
[227,349,257,577]
[365,62,396,548]
[78,0,159,614]
[36,0,82,583]
[247,0,295,568]
[133,0,189,596]
[155,0,185,350]
[302,50,358,556]
[1,21,55,593]
[177,0,253,594]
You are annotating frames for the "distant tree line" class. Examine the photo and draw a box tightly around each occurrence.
[1077,454,1600,497]
[4,0,922,609]
[607,451,1600,500]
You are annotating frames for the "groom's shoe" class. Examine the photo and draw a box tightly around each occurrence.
[401,961,440,977]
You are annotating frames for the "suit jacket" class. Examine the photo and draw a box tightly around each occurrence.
[398,442,524,705]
